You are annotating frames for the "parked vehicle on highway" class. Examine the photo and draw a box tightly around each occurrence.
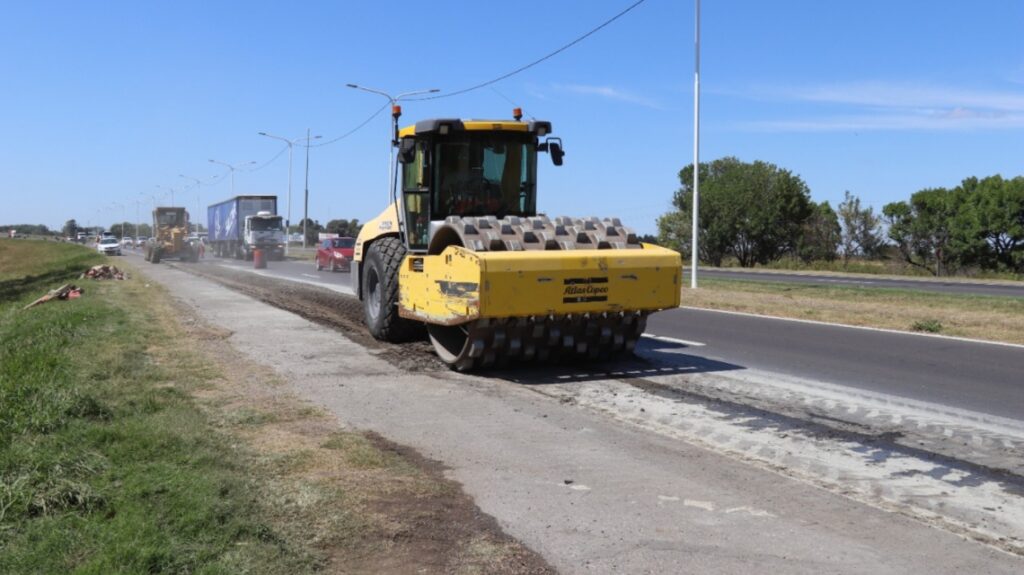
[207,195,285,260]
[98,236,122,256]
[315,237,355,272]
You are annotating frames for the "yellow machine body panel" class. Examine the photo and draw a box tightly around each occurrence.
[399,244,681,326]
[354,203,399,263]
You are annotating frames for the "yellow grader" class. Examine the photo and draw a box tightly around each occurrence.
[145,207,199,264]
[353,109,681,370]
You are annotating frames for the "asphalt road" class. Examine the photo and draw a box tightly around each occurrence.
[132,250,1024,422]
[687,267,1024,298]
[646,307,1024,421]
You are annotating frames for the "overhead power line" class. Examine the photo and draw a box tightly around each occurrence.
[247,143,289,172]
[408,0,648,102]
[310,102,391,148]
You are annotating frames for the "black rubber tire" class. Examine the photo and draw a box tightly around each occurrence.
[151,247,162,264]
[362,237,422,342]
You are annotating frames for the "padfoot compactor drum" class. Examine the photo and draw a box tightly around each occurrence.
[353,109,681,370]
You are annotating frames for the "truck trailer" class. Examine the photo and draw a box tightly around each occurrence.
[207,195,286,260]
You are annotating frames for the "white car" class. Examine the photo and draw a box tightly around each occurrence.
[98,236,122,256]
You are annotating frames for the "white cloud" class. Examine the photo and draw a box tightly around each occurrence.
[555,84,664,110]
[735,81,1024,132]
[740,112,1024,133]
[779,82,1024,112]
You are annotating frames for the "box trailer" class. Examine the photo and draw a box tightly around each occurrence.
[207,195,286,260]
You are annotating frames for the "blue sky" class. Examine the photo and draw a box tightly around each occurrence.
[2,0,1022,235]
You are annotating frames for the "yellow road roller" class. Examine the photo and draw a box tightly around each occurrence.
[353,108,681,370]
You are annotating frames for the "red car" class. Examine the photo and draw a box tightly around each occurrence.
[315,237,355,272]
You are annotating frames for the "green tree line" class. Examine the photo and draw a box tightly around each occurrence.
[658,157,1023,276]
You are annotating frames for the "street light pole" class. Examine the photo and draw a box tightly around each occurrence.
[346,84,440,202]
[691,0,701,289]
[179,174,206,235]
[111,202,126,242]
[208,159,255,196]
[258,132,321,254]
[141,192,160,239]
[303,128,311,249]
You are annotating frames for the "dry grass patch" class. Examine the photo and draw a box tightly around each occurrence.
[685,278,1024,344]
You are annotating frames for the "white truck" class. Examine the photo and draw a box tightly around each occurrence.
[206,195,287,260]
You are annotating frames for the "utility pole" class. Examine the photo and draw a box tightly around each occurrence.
[179,174,208,235]
[303,127,310,249]
[691,0,701,289]
[259,131,321,254]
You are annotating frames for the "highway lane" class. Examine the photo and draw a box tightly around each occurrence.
[127,249,354,293]
[130,250,1024,422]
[646,308,1024,421]
[686,267,1024,298]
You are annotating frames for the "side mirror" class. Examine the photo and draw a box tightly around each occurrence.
[547,138,564,166]
[540,137,564,166]
[398,138,416,164]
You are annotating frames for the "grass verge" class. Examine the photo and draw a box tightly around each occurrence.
[686,277,1024,345]
[1,242,319,573]
[1,241,551,574]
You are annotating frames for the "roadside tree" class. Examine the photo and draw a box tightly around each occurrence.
[837,191,884,265]
[963,175,1024,272]
[325,218,361,238]
[62,219,79,238]
[798,201,841,262]
[667,157,813,267]
[883,187,969,276]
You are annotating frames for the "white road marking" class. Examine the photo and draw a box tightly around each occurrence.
[216,264,354,296]
[725,506,775,518]
[683,499,716,512]
[641,334,706,347]
[300,273,319,279]
[679,306,1024,349]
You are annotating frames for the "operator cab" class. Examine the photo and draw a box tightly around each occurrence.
[397,114,563,253]
[154,207,188,228]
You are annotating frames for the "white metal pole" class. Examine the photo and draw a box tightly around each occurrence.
[287,142,293,254]
[691,0,701,289]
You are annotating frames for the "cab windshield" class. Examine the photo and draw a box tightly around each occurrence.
[251,218,282,231]
[330,238,355,248]
[156,210,185,226]
[432,134,536,219]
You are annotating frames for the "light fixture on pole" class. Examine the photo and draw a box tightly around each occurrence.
[346,84,440,202]
[208,159,255,196]
[258,131,321,254]
[155,185,176,207]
